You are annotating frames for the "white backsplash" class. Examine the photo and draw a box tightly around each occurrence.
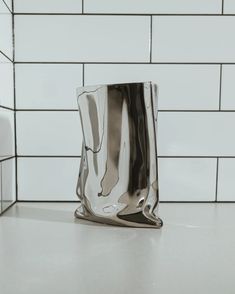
[1,0,234,202]
[0,0,16,213]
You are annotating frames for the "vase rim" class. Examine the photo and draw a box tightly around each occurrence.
[76,81,157,98]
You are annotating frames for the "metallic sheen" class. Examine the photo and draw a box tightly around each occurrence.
[75,82,163,228]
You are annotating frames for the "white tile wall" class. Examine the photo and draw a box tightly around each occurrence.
[0,108,15,157]
[224,0,235,14]
[0,53,14,109]
[158,158,217,201]
[18,158,80,201]
[0,158,16,212]
[15,64,83,109]
[0,161,1,211]
[221,65,235,110]
[0,0,13,60]
[158,112,235,157]
[0,0,16,214]
[84,0,222,14]
[13,0,235,203]
[85,64,220,110]
[1,158,16,210]
[14,0,82,13]
[15,15,150,62]
[217,159,235,201]
[16,111,82,156]
[152,16,235,62]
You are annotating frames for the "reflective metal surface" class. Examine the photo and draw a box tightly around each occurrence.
[75,82,163,228]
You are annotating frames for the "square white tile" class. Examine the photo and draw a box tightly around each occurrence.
[221,65,235,110]
[0,1,13,60]
[0,54,14,109]
[16,64,83,110]
[1,158,16,210]
[14,0,82,13]
[85,64,220,110]
[15,15,150,62]
[0,161,1,212]
[217,159,235,201]
[84,0,221,14]
[158,158,217,201]
[18,157,80,201]
[158,112,235,156]
[0,108,15,157]
[152,16,235,62]
[16,111,83,156]
[224,0,235,14]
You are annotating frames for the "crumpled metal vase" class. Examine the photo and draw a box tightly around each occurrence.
[75,82,163,228]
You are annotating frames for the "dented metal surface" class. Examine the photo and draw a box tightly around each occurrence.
[75,82,162,228]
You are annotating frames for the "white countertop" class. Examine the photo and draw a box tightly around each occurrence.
[0,202,234,294]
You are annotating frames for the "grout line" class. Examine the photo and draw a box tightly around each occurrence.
[215,158,219,202]
[14,200,235,204]
[17,200,79,203]
[160,201,216,203]
[158,156,235,158]
[13,109,235,112]
[14,61,150,64]
[222,0,224,14]
[0,50,13,63]
[14,61,235,65]
[1,0,12,13]
[17,155,81,158]
[158,110,235,112]
[82,63,85,86]
[1,200,17,215]
[13,108,235,113]
[160,109,235,112]
[149,15,153,63]
[219,64,223,110]
[0,156,15,163]
[13,13,234,16]
[14,155,235,159]
[82,0,84,14]
[16,109,78,111]
[209,201,235,203]
[160,201,235,203]
[0,105,14,111]
[12,106,235,113]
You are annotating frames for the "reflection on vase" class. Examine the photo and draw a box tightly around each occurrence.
[75,82,163,228]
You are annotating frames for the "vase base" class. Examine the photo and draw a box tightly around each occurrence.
[74,203,163,229]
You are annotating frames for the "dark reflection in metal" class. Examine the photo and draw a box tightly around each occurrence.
[75,82,163,228]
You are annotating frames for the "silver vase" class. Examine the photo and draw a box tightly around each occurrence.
[75,82,163,228]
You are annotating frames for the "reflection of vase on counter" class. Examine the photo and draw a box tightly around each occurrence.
[75,82,163,228]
